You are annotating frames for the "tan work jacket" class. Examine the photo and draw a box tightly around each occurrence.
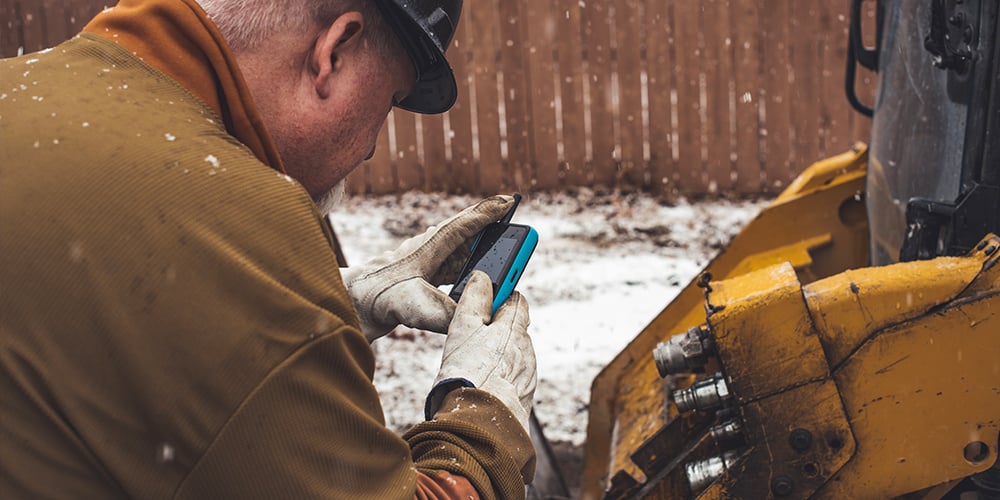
[0,1,533,498]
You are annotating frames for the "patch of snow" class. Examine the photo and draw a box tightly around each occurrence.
[203,155,219,168]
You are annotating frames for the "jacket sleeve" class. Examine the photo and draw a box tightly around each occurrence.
[405,388,536,500]
[172,325,422,499]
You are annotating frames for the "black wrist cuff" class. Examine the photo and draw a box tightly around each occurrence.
[423,377,476,420]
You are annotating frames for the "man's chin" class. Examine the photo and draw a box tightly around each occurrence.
[314,180,346,214]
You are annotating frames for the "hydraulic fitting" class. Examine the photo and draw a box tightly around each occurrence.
[685,449,743,493]
[672,372,732,413]
[709,419,743,446]
[652,325,715,377]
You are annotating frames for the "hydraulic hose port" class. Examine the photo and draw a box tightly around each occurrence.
[652,326,715,377]
[672,372,732,413]
[685,450,744,494]
[709,419,744,447]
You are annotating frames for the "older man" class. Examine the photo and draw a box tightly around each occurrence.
[0,0,536,498]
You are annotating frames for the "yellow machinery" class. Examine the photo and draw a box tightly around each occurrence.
[578,0,1000,497]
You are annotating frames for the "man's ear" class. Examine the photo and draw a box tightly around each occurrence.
[310,11,365,99]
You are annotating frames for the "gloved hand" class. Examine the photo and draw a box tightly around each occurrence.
[425,271,537,432]
[340,195,515,342]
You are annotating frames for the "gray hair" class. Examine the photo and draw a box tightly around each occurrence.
[197,0,394,56]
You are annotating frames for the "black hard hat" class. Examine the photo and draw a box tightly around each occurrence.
[373,0,462,114]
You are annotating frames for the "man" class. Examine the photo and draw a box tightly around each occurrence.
[0,0,537,498]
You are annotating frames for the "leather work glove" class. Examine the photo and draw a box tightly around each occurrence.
[340,195,515,342]
[425,271,537,432]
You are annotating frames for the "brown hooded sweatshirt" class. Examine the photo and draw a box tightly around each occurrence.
[0,1,534,498]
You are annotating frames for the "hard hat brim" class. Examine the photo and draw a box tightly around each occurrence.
[374,0,460,114]
[395,59,458,114]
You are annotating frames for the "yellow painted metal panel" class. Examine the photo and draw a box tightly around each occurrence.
[582,147,870,498]
[804,257,983,368]
[821,298,999,497]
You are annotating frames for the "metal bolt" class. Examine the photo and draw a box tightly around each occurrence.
[789,428,813,452]
[802,462,820,478]
[771,476,795,496]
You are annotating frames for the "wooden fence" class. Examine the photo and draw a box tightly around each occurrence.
[2,0,877,196]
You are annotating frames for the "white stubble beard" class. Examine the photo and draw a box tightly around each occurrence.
[314,179,346,215]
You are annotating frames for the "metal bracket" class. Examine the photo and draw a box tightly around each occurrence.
[901,184,1000,261]
[924,0,977,74]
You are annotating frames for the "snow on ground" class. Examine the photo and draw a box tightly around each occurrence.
[329,190,766,446]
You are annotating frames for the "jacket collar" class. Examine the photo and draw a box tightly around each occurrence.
[84,0,287,174]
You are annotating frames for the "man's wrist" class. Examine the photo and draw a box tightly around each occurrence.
[424,377,476,420]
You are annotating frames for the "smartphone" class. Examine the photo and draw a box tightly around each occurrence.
[449,195,538,314]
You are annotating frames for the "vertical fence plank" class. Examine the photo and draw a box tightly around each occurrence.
[524,0,559,190]
[421,113,448,191]
[392,111,423,191]
[581,0,616,188]
[556,0,588,187]
[41,0,64,49]
[446,25,478,193]
[614,0,645,189]
[469,0,504,192]
[1,0,16,57]
[851,65,875,142]
[789,1,822,171]
[818,2,849,157]
[497,0,532,190]
[701,0,735,193]
[644,0,677,195]
[759,0,793,192]
[16,0,43,55]
[671,0,703,191]
[731,0,763,193]
[64,0,91,39]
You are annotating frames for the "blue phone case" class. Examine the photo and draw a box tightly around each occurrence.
[489,226,538,313]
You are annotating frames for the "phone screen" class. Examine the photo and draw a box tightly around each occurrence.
[450,224,529,298]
